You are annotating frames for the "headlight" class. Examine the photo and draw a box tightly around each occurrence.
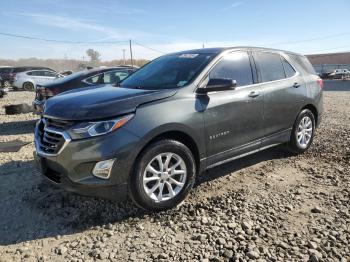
[69,114,133,139]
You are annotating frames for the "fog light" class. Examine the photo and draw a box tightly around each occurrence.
[92,159,116,179]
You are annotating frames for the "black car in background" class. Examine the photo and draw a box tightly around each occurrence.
[0,66,54,88]
[33,66,137,114]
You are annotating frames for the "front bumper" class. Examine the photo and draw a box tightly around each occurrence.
[34,122,142,201]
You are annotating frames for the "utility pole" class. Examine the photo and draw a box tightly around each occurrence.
[122,49,126,65]
[129,40,133,67]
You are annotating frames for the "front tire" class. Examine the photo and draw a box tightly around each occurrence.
[130,139,196,211]
[287,109,315,154]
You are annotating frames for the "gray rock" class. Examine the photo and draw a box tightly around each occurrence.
[57,246,67,255]
[246,251,260,259]
[311,207,322,213]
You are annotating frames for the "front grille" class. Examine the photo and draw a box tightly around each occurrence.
[46,118,75,130]
[36,118,72,155]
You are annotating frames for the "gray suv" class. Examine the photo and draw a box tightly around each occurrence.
[34,47,323,211]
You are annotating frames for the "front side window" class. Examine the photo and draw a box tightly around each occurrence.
[209,51,253,87]
[255,52,285,82]
[120,53,216,90]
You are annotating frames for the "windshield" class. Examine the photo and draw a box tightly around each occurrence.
[120,53,216,90]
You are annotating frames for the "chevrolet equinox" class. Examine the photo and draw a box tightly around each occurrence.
[35,47,323,211]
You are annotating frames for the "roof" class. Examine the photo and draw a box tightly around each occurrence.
[171,46,302,56]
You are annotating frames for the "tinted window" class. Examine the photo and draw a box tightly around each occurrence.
[120,53,216,90]
[44,71,57,77]
[85,74,100,84]
[31,71,44,76]
[282,57,296,78]
[103,70,130,84]
[209,52,253,87]
[256,52,285,82]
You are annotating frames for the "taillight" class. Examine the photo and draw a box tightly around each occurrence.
[317,78,323,89]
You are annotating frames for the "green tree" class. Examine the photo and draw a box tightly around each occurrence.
[86,49,101,64]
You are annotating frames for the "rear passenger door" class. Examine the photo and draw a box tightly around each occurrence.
[252,52,306,145]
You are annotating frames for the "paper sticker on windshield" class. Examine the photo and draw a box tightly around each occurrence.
[179,54,198,58]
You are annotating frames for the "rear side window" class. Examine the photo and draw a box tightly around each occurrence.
[84,74,100,84]
[209,51,253,87]
[281,57,296,78]
[290,55,316,74]
[255,52,285,82]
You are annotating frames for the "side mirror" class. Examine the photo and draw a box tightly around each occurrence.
[197,78,236,94]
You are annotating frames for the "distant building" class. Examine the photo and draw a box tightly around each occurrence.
[306,52,350,73]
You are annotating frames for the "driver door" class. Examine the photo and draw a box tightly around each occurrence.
[199,51,264,166]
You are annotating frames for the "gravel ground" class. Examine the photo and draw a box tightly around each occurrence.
[0,83,349,262]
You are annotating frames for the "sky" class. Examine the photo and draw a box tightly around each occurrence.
[0,0,350,61]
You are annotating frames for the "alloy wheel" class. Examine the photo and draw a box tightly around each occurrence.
[296,116,313,148]
[142,152,187,202]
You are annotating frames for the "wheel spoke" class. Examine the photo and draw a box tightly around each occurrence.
[164,153,172,169]
[165,182,175,197]
[156,155,164,171]
[146,181,160,195]
[144,176,160,183]
[169,177,185,187]
[173,169,186,175]
[146,165,160,176]
[157,182,165,201]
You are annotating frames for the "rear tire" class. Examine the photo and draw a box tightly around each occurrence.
[130,139,196,211]
[23,82,35,91]
[287,109,315,154]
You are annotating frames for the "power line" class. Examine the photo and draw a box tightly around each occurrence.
[265,32,350,46]
[133,41,166,54]
[0,32,128,44]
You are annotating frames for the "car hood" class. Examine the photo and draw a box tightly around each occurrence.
[44,86,177,120]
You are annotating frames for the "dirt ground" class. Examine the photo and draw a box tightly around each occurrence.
[0,82,349,261]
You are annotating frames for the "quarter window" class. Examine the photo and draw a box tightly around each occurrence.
[255,52,285,82]
[209,51,253,87]
[85,75,100,84]
[281,57,296,78]
[103,71,130,84]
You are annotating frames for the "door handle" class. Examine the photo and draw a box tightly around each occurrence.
[248,91,260,98]
[293,82,300,88]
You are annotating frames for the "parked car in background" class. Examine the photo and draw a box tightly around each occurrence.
[34,47,323,211]
[33,66,136,114]
[0,66,55,88]
[13,70,63,91]
[328,69,350,80]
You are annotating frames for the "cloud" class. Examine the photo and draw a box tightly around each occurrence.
[4,12,159,42]
[222,1,244,10]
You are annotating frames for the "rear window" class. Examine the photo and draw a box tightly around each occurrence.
[255,52,285,82]
[290,55,316,75]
